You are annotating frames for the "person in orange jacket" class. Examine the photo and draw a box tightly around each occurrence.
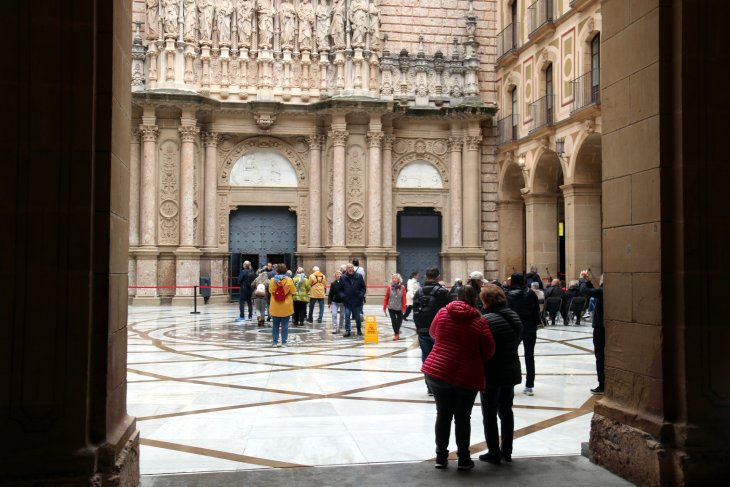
[383,273,407,340]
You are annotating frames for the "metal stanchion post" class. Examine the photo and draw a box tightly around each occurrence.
[191,285,200,314]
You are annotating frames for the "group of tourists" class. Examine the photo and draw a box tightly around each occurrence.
[412,265,605,470]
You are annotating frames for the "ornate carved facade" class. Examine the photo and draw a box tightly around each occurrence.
[129,0,499,304]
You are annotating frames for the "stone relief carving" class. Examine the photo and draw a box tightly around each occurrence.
[392,151,449,186]
[330,0,346,50]
[198,0,215,42]
[162,0,179,38]
[349,0,368,48]
[346,144,365,246]
[256,0,275,49]
[369,1,381,52]
[218,194,228,245]
[146,0,160,40]
[315,0,331,52]
[236,0,255,48]
[230,150,298,187]
[279,0,297,50]
[297,0,315,51]
[159,140,180,245]
[217,0,234,45]
[220,137,306,185]
[183,0,197,42]
[297,194,308,246]
[396,162,444,189]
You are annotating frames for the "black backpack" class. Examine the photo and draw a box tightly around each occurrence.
[413,285,447,333]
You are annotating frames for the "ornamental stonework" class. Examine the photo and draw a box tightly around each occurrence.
[218,194,228,246]
[219,136,306,185]
[158,140,180,245]
[345,144,365,246]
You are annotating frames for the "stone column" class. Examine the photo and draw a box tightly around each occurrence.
[381,135,395,248]
[178,123,199,248]
[307,135,324,249]
[448,136,463,247]
[367,131,384,247]
[203,132,221,249]
[561,183,602,281]
[139,124,159,247]
[330,129,349,248]
[129,128,141,247]
[523,192,559,277]
[463,135,482,248]
[498,200,525,278]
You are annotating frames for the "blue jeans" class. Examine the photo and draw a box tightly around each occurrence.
[239,292,253,319]
[272,316,290,344]
[344,305,363,333]
[308,298,325,321]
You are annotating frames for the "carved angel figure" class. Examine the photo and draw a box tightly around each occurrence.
[256,0,275,49]
[217,0,234,45]
[349,0,368,48]
[146,0,159,41]
[183,0,197,42]
[315,0,331,52]
[279,0,297,50]
[198,0,215,42]
[330,0,346,50]
[369,0,381,52]
[162,0,178,38]
[236,0,255,48]
[297,0,315,51]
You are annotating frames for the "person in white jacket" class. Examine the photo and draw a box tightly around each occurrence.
[403,271,420,321]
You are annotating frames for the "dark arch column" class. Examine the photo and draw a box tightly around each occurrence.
[1,0,139,484]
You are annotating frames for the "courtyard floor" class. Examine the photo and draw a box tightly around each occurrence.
[127,303,600,477]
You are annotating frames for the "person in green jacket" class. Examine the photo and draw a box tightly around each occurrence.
[292,267,311,327]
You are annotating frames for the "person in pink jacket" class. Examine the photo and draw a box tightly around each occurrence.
[421,284,496,471]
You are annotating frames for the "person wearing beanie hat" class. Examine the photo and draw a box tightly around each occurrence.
[506,271,540,396]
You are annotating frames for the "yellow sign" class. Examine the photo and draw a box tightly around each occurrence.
[364,315,379,344]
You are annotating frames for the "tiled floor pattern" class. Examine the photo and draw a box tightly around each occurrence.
[128,304,599,475]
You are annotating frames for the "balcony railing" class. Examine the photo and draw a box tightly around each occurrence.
[571,70,601,112]
[528,95,554,132]
[528,0,555,35]
[497,23,519,60]
[497,113,520,146]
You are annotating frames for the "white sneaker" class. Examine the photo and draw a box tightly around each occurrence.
[523,387,534,396]
[271,342,278,347]
[281,343,287,348]
[276,343,282,348]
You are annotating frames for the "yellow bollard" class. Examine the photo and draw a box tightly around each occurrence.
[364,315,379,344]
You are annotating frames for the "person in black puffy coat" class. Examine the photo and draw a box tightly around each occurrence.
[506,272,540,396]
[479,284,523,464]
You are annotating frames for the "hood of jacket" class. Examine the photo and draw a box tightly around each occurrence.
[445,300,481,321]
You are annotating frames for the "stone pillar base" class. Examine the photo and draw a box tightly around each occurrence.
[298,249,327,276]
[441,248,486,283]
[174,248,201,299]
[130,296,163,306]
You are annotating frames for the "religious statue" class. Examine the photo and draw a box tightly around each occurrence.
[330,0,346,50]
[146,0,159,41]
[369,0,381,52]
[297,0,315,52]
[236,0,255,48]
[198,0,215,42]
[217,0,234,45]
[183,0,197,42]
[162,0,178,38]
[256,0,275,49]
[279,0,297,50]
[349,0,368,48]
[315,0,331,52]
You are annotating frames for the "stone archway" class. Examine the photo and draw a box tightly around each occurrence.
[498,160,527,277]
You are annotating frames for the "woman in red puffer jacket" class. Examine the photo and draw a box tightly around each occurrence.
[421,284,495,471]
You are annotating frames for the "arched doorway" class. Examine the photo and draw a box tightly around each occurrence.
[498,160,527,278]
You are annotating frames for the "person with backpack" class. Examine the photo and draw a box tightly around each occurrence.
[479,284,523,465]
[252,269,269,327]
[237,260,256,322]
[292,267,311,327]
[383,273,407,341]
[413,267,451,395]
[506,272,541,396]
[338,263,366,337]
[307,266,327,324]
[269,263,296,347]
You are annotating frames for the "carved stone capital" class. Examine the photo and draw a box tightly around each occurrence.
[139,125,159,142]
[131,127,142,142]
[179,125,200,142]
[464,135,482,151]
[383,135,396,150]
[202,131,222,148]
[367,131,384,148]
[254,111,277,130]
[305,135,325,150]
[447,136,463,152]
[329,130,349,147]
